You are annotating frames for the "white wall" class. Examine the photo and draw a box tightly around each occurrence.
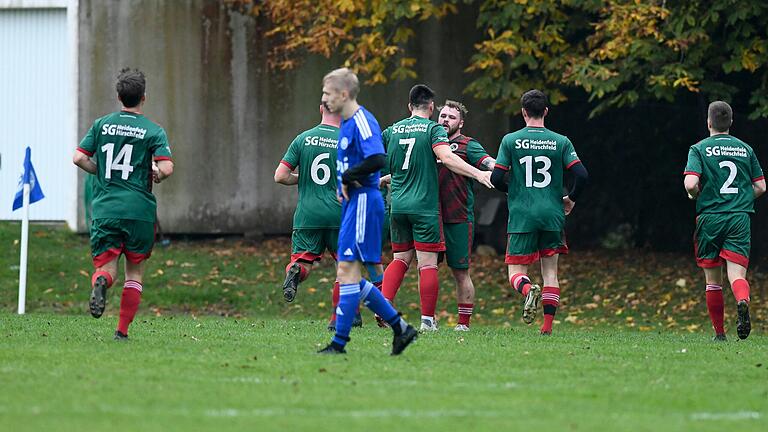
[0,2,78,228]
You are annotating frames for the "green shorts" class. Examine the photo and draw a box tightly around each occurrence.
[291,228,339,263]
[390,212,445,253]
[694,213,750,268]
[440,222,473,269]
[90,218,155,268]
[505,230,568,265]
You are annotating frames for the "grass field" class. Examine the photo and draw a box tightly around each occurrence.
[1,222,767,431]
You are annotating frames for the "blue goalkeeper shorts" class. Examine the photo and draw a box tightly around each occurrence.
[338,187,384,264]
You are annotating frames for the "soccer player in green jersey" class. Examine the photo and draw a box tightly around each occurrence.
[73,68,174,340]
[436,100,495,331]
[490,89,588,335]
[684,101,765,341]
[380,85,494,332]
[275,104,360,327]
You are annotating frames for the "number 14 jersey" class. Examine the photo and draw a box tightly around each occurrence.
[78,111,173,223]
[495,127,580,233]
[281,124,341,229]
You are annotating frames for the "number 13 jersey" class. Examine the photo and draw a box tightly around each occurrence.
[684,134,764,215]
[383,116,448,216]
[77,111,173,223]
[495,127,580,233]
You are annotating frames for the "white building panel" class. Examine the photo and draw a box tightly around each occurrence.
[0,7,76,226]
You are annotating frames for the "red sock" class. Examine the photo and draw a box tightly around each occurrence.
[117,280,142,335]
[382,258,409,301]
[541,286,560,333]
[330,280,339,321]
[458,303,473,326]
[419,265,439,318]
[705,284,725,335]
[91,270,114,288]
[731,279,750,303]
[510,273,531,296]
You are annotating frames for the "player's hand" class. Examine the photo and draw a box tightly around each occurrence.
[563,196,575,215]
[476,171,494,189]
[152,162,162,183]
[379,174,391,187]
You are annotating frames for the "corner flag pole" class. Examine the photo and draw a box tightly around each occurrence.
[18,182,30,315]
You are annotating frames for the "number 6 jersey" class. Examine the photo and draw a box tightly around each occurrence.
[495,126,580,233]
[684,134,764,215]
[280,124,341,229]
[77,111,173,223]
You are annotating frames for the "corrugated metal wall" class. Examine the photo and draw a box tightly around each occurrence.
[0,8,75,223]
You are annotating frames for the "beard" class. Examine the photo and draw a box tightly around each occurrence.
[442,122,459,136]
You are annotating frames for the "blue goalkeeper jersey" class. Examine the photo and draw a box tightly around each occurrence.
[336,106,385,194]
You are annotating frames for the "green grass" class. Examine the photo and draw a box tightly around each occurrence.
[0,314,766,431]
[1,222,767,430]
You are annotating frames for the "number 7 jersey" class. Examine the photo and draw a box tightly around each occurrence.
[77,111,173,223]
[684,134,764,215]
[495,126,580,233]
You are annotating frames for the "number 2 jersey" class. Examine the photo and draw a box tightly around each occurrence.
[77,111,173,223]
[383,116,449,216]
[684,134,764,215]
[495,127,580,233]
[280,124,342,229]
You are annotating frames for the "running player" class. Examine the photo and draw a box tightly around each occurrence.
[684,101,764,341]
[490,89,588,335]
[73,68,174,340]
[275,105,365,328]
[318,67,417,354]
[436,100,495,331]
[380,85,494,332]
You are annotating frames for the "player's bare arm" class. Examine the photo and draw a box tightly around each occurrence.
[684,174,700,199]
[752,178,766,198]
[154,160,174,183]
[480,157,496,171]
[433,145,493,188]
[274,163,299,185]
[72,150,97,174]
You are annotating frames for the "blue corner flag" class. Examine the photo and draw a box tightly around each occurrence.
[12,147,45,211]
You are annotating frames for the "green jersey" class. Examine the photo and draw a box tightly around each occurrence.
[78,111,173,223]
[383,116,449,215]
[495,127,580,232]
[438,135,491,223]
[280,124,341,229]
[684,134,764,215]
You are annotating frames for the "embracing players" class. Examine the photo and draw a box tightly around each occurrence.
[684,101,764,341]
[436,100,495,331]
[318,67,418,354]
[380,85,494,331]
[490,89,588,335]
[73,68,174,340]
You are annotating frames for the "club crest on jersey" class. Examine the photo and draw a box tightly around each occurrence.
[340,137,349,150]
[450,143,459,151]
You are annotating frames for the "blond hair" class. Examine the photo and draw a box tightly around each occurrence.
[322,67,360,100]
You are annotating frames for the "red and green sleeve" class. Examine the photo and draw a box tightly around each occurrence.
[77,121,98,157]
[683,146,702,177]
[430,123,449,148]
[467,139,491,168]
[280,136,302,170]
[563,138,581,169]
[494,139,511,171]
[151,129,173,161]
[750,150,764,182]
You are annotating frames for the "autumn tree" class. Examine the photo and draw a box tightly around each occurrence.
[229,0,768,118]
